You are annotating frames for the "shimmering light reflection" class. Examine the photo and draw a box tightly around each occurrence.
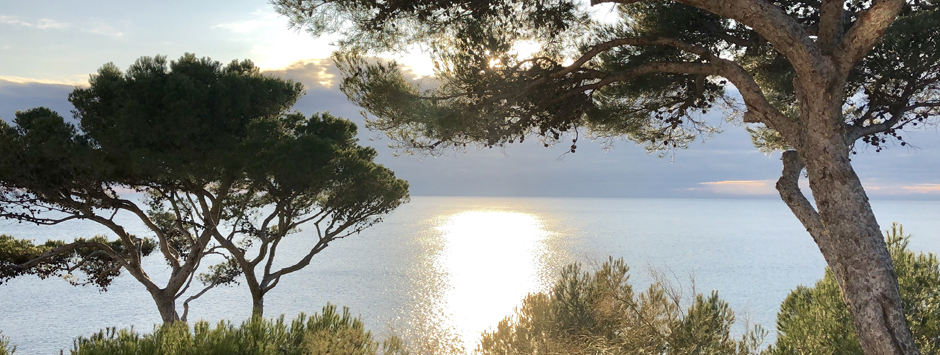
[431,210,551,351]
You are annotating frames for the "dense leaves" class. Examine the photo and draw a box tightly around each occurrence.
[71,305,409,355]
[767,223,940,354]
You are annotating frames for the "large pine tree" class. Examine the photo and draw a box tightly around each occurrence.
[274,1,939,353]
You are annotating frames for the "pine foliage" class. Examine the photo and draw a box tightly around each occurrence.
[478,257,766,354]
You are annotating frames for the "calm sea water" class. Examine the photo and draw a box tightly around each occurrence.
[1,196,939,354]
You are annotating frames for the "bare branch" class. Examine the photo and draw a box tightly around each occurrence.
[180,282,217,322]
[120,197,181,271]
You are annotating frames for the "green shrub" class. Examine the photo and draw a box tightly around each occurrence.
[0,331,15,355]
[71,304,408,355]
[766,223,940,355]
[477,257,766,355]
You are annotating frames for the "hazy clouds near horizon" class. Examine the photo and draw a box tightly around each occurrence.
[2,59,939,200]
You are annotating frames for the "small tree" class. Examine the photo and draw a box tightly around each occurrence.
[0,54,409,323]
[767,223,940,355]
[273,1,939,353]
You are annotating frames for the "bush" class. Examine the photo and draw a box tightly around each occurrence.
[0,331,15,355]
[766,223,940,354]
[71,304,408,355]
[477,257,766,355]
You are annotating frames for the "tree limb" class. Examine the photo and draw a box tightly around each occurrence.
[818,0,847,52]
[592,0,825,77]
[550,37,715,79]
[834,0,906,76]
[775,151,827,246]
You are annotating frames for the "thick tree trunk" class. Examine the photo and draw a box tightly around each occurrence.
[152,291,180,324]
[798,136,919,355]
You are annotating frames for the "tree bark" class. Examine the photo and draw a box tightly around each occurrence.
[252,292,265,319]
[798,135,919,355]
[152,290,180,324]
[777,74,921,353]
[242,266,265,318]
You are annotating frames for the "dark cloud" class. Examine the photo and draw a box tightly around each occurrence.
[3,62,940,200]
[0,79,75,122]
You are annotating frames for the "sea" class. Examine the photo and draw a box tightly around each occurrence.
[1,196,939,354]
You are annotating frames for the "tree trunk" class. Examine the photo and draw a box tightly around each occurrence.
[152,291,180,324]
[252,294,264,319]
[247,275,265,318]
[791,130,919,354]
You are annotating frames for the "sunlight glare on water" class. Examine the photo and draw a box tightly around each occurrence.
[430,210,551,352]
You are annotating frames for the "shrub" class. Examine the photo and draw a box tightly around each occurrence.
[0,331,15,355]
[477,257,766,355]
[71,304,408,355]
[766,223,940,354]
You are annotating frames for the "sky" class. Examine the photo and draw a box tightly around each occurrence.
[1,1,939,199]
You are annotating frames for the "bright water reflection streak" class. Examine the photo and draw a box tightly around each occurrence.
[428,210,551,352]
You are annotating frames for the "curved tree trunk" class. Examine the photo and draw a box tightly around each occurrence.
[776,104,920,354]
[799,135,918,355]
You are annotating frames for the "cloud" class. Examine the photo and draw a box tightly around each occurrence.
[695,180,777,195]
[264,57,428,90]
[0,14,119,38]
[693,178,940,199]
[903,184,940,194]
[862,182,940,195]
[0,15,27,26]
[264,59,339,89]
[34,18,68,29]
[0,76,84,86]
[0,15,69,29]
[212,20,268,34]
[83,23,124,38]
[212,10,278,34]
[695,179,940,198]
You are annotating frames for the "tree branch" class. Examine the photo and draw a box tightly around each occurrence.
[592,0,825,77]
[551,37,715,79]
[818,0,846,52]
[775,151,827,246]
[834,0,906,76]
[548,59,797,139]
[8,241,128,271]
